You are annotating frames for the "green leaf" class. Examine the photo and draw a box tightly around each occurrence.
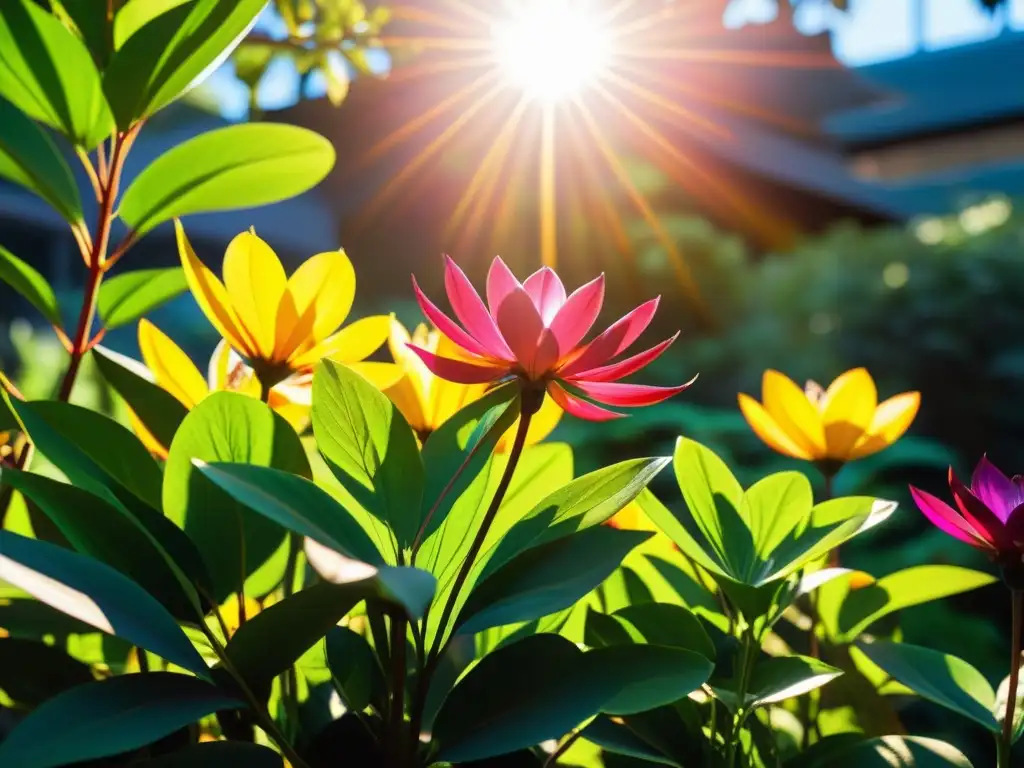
[834,566,997,642]
[312,359,424,551]
[481,457,671,582]
[419,384,519,542]
[741,471,812,567]
[103,0,266,128]
[637,489,730,579]
[745,655,843,707]
[196,462,384,566]
[48,0,113,67]
[0,0,113,147]
[119,124,335,237]
[0,637,94,708]
[97,268,188,329]
[0,98,82,225]
[584,644,714,716]
[164,392,310,602]
[857,640,998,731]
[92,346,188,451]
[136,743,284,767]
[8,397,163,510]
[0,673,241,768]
[0,469,200,620]
[799,735,974,768]
[580,716,682,767]
[225,565,434,694]
[457,527,652,635]
[606,602,716,660]
[0,244,61,326]
[671,437,749,576]
[113,0,192,48]
[0,531,208,678]
[994,669,1024,744]
[325,625,385,713]
[433,634,712,763]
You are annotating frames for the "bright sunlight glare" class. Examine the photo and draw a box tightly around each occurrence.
[491,0,612,101]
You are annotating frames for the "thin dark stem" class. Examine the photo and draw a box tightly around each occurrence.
[1001,589,1023,765]
[803,470,836,749]
[545,729,583,766]
[389,613,408,765]
[280,534,302,737]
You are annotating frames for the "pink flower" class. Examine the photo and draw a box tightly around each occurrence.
[910,456,1024,565]
[409,256,694,421]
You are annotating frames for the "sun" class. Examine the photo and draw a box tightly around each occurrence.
[491,0,612,102]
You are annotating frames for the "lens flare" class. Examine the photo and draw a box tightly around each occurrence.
[491,1,612,101]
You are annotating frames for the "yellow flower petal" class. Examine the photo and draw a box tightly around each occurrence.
[761,370,826,458]
[137,319,209,409]
[277,250,356,359]
[427,332,485,430]
[294,315,391,369]
[738,393,813,460]
[495,389,563,452]
[347,361,406,392]
[127,408,169,459]
[267,389,311,434]
[207,338,232,391]
[820,368,877,460]
[175,220,255,359]
[850,391,920,459]
[222,230,287,361]
[383,373,429,435]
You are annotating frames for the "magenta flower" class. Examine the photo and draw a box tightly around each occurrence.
[409,256,694,421]
[910,456,1024,564]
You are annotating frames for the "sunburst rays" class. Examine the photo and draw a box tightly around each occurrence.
[352,0,842,322]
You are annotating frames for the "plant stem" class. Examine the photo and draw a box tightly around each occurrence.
[544,728,583,766]
[279,533,302,739]
[725,631,757,768]
[1000,589,1023,767]
[803,470,836,748]
[389,613,408,766]
[200,624,311,768]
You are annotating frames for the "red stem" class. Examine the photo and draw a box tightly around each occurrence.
[1003,590,1023,759]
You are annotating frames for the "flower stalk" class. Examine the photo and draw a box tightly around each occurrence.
[1001,589,1023,768]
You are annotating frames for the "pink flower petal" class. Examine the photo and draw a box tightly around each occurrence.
[486,257,522,319]
[442,255,514,360]
[572,377,695,407]
[949,468,1011,550]
[547,381,624,422]
[523,267,566,325]
[411,276,491,359]
[565,333,679,383]
[909,485,987,548]
[407,344,509,384]
[548,274,605,359]
[494,287,546,377]
[971,455,1021,522]
[558,297,659,376]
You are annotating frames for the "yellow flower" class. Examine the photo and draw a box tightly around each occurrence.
[0,431,12,462]
[176,220,390,388]
[382,319,562,449]
[126,319,312,457]
[738,368,920,463]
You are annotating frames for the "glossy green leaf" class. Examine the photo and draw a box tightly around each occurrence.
[419,384,519,542]
[103,0,265,128]
[857,640,998,731]
[48,0,112,66]
[457,526,652,635]
[1,469,200,620]
[119,124,335,237]
[834,565,997,642]
[225,565,433,694]
[164,392,310,602]
[0,638,94,707]
[312,359,424,550]
[742,471,812,567]
[580,716,682,767]
[584,644,714,716]
[325,625,385,713]
[196,462,384,566]
[481,456,671,582]
[671,437,749,575]
[0,673,240,768]
[0,244,61,326]
[0,98,82,225]
[97,268,188,329]
[637,489,730,579]
[137,743,284,767]
[798,735,974,768]
[745,655,843,707]
[113,0,193,48]
[0,1,113,147]
[92,346,188,451]
[0,531,208,678]
[607,602,716,660]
